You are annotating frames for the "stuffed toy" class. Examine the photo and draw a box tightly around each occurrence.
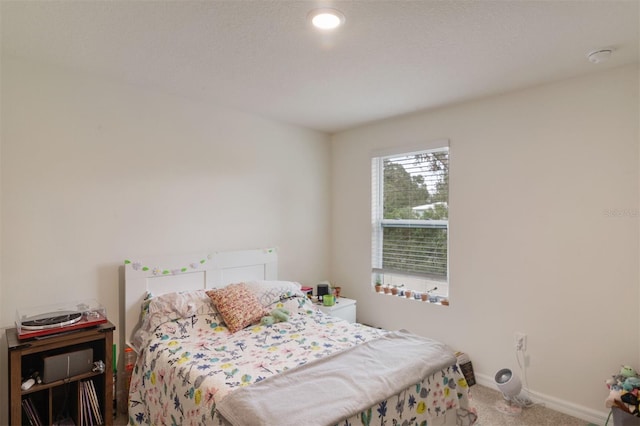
[623,377,640,392]
[621,366,637,378]
[607,366,640,391]
[606,365,640,417]
[260,308,290,325]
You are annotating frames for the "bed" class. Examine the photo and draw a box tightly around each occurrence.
[124,248,477,425]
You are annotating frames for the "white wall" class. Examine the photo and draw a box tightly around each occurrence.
[0,56,331,423]
[331,65,639,423]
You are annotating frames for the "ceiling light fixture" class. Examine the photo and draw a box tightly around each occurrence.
[309,8,345,30]
[587,49,613,64]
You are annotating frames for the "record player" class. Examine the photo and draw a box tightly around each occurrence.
[16,299,107,340]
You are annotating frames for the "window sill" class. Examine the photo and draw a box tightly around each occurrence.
[373,288,449,306]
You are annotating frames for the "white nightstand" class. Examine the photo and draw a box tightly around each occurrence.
[317,297,357,323]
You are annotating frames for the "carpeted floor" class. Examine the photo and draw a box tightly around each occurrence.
[470,384,594,426]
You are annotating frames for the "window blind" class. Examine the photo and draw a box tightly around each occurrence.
[372,146,449,282]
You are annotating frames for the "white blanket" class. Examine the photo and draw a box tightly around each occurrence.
[216,329,457,426]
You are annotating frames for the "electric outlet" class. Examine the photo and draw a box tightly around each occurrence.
[515,332,527,351]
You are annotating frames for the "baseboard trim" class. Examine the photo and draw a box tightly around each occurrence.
[474,373,609,425]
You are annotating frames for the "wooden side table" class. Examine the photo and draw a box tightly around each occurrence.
[7,321,115,425]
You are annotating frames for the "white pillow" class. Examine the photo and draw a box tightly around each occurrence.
[132,289,218,352]
[243,280,304,307]
[145,289,217,317]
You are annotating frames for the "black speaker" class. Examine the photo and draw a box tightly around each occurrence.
[42,348,93,383]
[316,284,329,298]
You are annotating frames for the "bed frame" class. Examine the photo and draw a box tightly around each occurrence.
[124,247,277,349]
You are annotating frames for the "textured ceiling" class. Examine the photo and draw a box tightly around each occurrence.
[1,1,638,133]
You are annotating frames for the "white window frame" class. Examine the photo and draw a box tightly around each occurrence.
[371,141,450,301]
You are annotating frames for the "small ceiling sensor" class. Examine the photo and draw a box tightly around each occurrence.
[587,49,613,64]
[309,8,345,30]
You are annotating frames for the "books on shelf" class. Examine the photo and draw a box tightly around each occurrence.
[21,378,103,426]
[22,397,44,426]
[80,379,104,426]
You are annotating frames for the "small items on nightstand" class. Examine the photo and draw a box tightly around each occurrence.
[316,283,330,301]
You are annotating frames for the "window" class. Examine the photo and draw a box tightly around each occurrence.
[371,144,449,301]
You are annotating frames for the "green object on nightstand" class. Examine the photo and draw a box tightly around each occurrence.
[323,294,336,306]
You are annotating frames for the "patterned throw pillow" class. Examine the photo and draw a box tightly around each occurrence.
[206,283,268,333]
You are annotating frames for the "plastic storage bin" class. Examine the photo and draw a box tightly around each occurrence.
[613,408,640,426]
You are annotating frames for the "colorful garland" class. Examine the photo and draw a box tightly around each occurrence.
[123,255,211,276]
[124,248,276,276]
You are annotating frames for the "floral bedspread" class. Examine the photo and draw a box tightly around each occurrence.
[128,296,476,426]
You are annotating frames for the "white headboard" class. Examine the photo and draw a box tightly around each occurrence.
[124,248,277,348]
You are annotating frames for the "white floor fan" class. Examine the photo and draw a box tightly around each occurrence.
[494,368,531,415]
